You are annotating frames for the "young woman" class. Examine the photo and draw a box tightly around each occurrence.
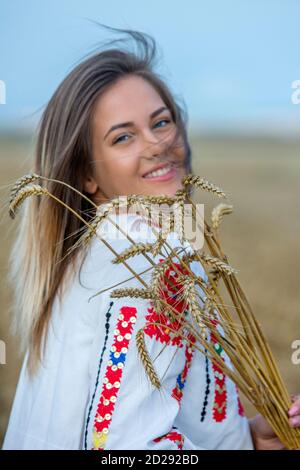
[3,26,300,450]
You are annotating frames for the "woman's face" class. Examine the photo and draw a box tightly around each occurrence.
[84,75,187,204]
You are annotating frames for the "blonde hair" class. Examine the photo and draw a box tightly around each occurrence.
[8,25,192,376]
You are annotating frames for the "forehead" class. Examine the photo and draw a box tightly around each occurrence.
[92,75,166,131]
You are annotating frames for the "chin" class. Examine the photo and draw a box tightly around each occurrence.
[149,181,183,197]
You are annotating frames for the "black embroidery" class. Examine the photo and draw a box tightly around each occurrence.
[200,349,211,422]
[84,301,114,450]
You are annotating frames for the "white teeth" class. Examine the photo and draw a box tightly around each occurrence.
[144,164,172,178]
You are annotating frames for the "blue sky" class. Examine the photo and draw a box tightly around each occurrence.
[0,0,300,135]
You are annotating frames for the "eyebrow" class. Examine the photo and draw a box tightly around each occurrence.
[104,106,170,141]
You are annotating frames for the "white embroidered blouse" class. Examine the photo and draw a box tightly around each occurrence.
[3,210,254,450]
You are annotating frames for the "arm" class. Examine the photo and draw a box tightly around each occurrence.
[2,290,97,450]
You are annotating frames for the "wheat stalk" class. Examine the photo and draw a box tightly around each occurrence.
[150,258,175,315]
[211,203,234,230]
[150,237,165,257]
[182,278,206,338]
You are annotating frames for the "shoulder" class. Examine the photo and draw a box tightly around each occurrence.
[79,209,208,291]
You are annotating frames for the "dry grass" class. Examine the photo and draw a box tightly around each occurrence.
[1,134,300,447]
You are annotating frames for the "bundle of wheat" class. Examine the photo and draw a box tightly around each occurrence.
[8,172,300,449]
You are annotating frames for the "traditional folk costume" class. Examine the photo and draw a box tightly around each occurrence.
[3,210,253,450]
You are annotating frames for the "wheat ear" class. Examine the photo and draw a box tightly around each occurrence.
[182,174,226,198]
[200,253,238,276]
[9,184,48,219]
[136,329,161,389]
[9,173,40,205]
[211,203,234,230]
[110,288,156,299]
[112,243,155,264]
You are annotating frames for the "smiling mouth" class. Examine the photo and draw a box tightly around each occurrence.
[142,163,175,179]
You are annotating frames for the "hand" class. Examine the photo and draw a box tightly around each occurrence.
[249,394,300,450]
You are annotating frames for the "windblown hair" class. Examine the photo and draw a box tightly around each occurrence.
[8,24,193,376]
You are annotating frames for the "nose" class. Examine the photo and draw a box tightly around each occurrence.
[139,128,168,160]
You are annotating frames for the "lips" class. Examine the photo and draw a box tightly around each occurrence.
[142,162,173,178]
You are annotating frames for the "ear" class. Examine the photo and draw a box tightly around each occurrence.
[83,175,99,195]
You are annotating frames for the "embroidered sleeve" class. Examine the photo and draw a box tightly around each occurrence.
[82,242,210,451]
[82,215,211,450]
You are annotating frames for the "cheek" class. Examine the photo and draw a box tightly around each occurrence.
[174,139,186,159]
[94,145,137,174]
[96,151,141,193]
[110,154,140,179]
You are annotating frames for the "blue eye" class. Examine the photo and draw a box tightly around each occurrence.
[113,119,171,145]
[154,119,171,128]
[113,134,131,144]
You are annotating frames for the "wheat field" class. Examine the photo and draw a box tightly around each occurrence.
[0,134,300,447]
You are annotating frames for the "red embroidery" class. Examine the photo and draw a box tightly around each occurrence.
[144,258,197,409]
[144,258,190,347]
[144,258,196,406]
[154,429,185,450]
[210,319,227,422]
[172,344,195,405]
[92,306,138,450]
[236,385,245,416]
